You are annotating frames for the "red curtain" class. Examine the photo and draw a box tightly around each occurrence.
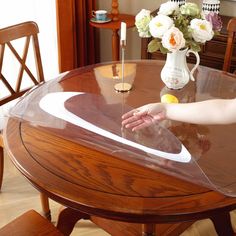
[56,0,99,73]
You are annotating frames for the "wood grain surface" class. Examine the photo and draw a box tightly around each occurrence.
[4,61,236,235]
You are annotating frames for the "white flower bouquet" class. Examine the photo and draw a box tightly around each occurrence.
[135,1,222,54]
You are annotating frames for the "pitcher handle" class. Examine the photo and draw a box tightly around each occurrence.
[186,49,200,81]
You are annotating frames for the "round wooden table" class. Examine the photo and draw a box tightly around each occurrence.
[89,14,135,61]
[4,61,236,236]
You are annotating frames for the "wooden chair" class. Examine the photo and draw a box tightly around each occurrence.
[223,18,236,73]
[0,210,63,236]
[0,21,51,220]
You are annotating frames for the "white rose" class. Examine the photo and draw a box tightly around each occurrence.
[149,14,174,39]
[190,19,214,43]
[135,9,151,21]
[135,9,152,38]
[162,27,186,52]
[158,1,179,16]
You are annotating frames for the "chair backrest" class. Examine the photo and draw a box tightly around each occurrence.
[223,18,236,72]
[0,21,44,106]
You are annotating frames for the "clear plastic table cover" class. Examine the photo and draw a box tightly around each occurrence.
[7,64,236,197]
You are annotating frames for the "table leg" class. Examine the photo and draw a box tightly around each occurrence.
[210,211,234,236]
[40,193,51,221]
[0,146,3,190]
[56,207,90,236]
[112,29,120,61]
[142,223,156,236]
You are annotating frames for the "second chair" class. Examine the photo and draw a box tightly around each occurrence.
[0,21,51,220]
[223,18,236,73]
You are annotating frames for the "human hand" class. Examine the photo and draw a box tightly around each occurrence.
[122,103,166,131]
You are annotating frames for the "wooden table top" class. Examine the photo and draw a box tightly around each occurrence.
[4,60,236,223]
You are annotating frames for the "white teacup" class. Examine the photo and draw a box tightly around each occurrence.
[92,10,107,21]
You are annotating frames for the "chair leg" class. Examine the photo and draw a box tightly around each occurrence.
[0,146,3,190]
[211,211,234,236]
[40,193,51,221]
[0,144,51,221]
[142,224,156,236]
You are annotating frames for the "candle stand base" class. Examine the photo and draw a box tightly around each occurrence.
[114,83,132,92]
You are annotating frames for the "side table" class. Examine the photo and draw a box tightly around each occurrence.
[90,14,135,61]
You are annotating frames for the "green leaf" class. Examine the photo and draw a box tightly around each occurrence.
[159,44,170,54]
[187,40,201,52]
[191,44,201,52]
[148,39,160,53]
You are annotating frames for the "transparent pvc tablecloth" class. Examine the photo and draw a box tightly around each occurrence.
[7,64,236,197]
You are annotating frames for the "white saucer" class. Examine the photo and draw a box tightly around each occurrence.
[90,17,112,24]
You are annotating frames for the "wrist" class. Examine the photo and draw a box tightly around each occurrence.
[164,103,172,120]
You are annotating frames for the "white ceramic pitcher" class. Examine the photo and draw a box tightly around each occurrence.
[160,48,200,89]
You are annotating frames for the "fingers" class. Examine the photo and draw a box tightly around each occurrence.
[121,103,166,132]
[123,118,151,131]
[131,122,151,131]
[122,109,146,126]
[130,118,154,131]
[122,114,154,131]
[122,116,140,127]
[121,109,136,120]
[124,119,144,130]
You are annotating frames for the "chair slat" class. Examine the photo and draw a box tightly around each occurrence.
[16,36,31,92]
[32,34,44,83]
[223,18,236,72]
[0,21,44,105]
[0,21,50,221]
[6,41,39,87]
[0,73,15,95]
[0,44,5,73]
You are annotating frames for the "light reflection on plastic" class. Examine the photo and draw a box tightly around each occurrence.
[39,92,191,163]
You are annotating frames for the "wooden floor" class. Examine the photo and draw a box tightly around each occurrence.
[1,153,236,235]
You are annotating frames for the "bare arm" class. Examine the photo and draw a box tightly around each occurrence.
[122,99,236,131]
[166,98,236,124]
